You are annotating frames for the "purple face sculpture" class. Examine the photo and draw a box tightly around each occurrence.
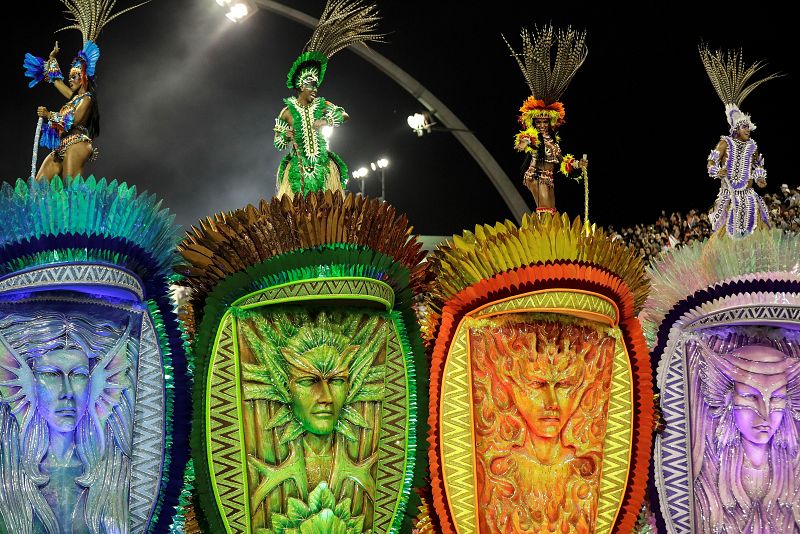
[693,341,800,534]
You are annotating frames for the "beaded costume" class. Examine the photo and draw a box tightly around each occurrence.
[505,25,587,213]
[274,0,382,197]
[700,45,781,237]
[23,1,150,178]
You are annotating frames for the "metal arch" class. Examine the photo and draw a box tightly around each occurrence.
[252,0,530,223]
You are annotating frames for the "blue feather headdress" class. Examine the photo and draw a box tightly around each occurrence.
[73,40,100,78]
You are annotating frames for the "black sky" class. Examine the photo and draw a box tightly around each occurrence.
[1,1,795,236]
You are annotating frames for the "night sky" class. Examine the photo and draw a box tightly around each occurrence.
[1,1,795,236]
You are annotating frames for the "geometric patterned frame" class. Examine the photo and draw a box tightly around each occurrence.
[204,276,416,534]
[653,291,800,534]
[435,289,634,534]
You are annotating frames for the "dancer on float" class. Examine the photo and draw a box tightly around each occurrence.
[700,44,781,237]
[23,1,147,182]
[505,25,589,214]
[273,0,383,197]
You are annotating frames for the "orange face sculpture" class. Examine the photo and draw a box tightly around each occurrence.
[469,317,615,533]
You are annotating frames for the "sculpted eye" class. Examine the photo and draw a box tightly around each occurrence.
[556,381,574,389]
[531,381,547,389]
[330,378,346,386]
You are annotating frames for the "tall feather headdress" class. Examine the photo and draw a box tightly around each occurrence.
[503,24,588,127]
[60,0,150,77]
[699,44,782,131]
[58,0,151,44]
[286,0,384,89]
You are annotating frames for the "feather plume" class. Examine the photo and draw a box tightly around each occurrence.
[305,0,385,58]
[503,24,588,105]
[698,44,782,106]
[58,0,151,43]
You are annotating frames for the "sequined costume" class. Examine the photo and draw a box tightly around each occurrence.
[700,44,781,237]
[505,26,587,213]
[708,135,769,236]
[274,96,347,196]
[275,0,382,197]
[42,92,97,161]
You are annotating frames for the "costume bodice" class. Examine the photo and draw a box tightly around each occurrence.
[722,136,757,190]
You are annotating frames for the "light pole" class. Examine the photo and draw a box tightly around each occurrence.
[352,167,369,195]
[373,158,388,201]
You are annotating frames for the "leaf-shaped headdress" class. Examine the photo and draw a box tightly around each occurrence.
[699,44,782,132]
[286,0,384,89]
[59,0,151,78]
[503,24,588,128]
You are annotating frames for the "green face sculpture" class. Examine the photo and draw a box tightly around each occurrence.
[286,346,350,435]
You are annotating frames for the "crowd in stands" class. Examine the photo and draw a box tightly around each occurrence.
[610,184,800,263]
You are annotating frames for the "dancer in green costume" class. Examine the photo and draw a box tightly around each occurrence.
[273,0,383,197]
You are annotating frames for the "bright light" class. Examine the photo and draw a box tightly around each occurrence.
[407,113,426,130]
[321,125,333,139]
[377,158,389,168]
[352,168,369,179]
[370,162,377,171]
[231,2,248,18]
[217,0,254,22]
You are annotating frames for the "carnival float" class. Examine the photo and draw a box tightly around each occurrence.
[0,1,796,533]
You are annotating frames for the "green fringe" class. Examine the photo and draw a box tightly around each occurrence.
[168,460,196,534]
[145,300,177,533]
[388,311,427,534]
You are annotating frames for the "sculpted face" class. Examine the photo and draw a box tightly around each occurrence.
[288,364,348,436]
[732,373,787,445]
[33,349,90,432]
[508,363,583,439]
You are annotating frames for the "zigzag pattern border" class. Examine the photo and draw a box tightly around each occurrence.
[236,277,394,310]
[439,324,477,533]
[477,290,618,325]
[691,305,800,328]
[373,324,409,533]
[655,334,692,534]
[130,312,167,533]
[208,315,248,533]
[0,263,143,299]
[596,333,633,533]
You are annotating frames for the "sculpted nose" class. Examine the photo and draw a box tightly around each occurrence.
[61,373,74,399]
[543,384,557,409]
[318,380,333,404]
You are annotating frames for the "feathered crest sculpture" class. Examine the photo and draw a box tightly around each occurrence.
[58,0,151,43]
[698,44,781,107]
[503,24,588,106]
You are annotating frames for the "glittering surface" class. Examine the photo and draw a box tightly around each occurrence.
[641,229,800,347]
[424,212,649,346]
